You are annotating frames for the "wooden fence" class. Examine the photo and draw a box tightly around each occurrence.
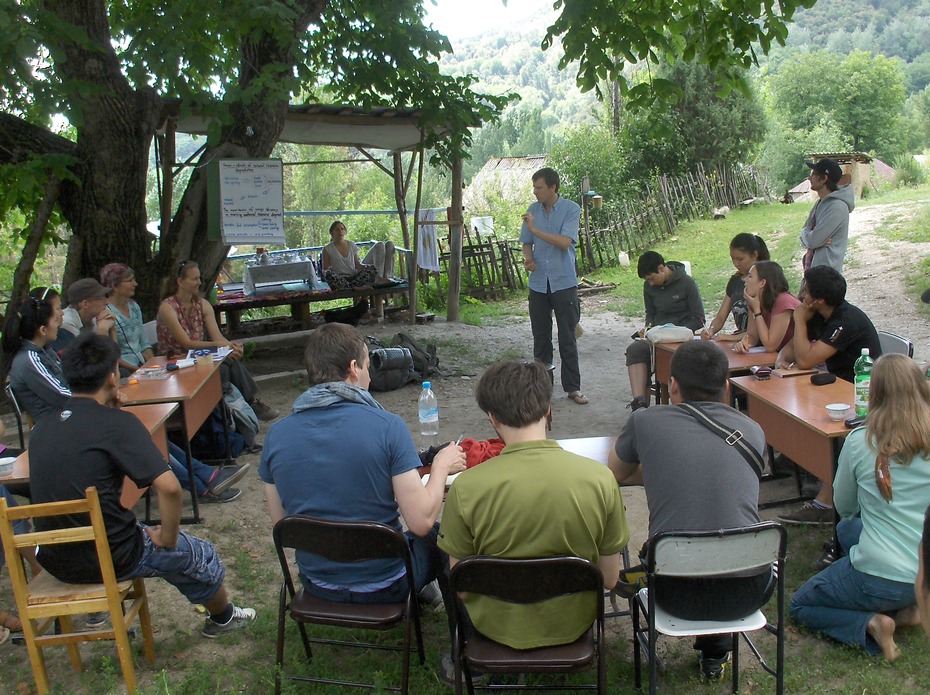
[434,163,771,298]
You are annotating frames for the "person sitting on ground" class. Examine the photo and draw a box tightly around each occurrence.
[157,259,277,421]
[100,263,154,375]
[916,504,930,639]
[28,334,256,637]
[437,359,626,677]
[259,323,465,612]
[3,295,247,503]
[626,251,704,411]
[791,355,929,661]
[609,340,771,682]
[700,233,770,344]
[321,220,395,290]
[734,260,800,353]
[56,278,117,350]
[777,265,882,526]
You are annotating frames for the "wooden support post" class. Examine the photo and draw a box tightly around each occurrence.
[447,157,464,322]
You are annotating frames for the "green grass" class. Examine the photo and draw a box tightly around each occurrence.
[586,201,810,321]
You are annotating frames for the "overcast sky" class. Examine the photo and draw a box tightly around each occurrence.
[423,0,557,43]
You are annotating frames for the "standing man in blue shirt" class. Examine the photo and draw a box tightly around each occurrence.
[520,167,587,404]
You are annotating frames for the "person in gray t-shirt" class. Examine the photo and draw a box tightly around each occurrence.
[609,340,771,679]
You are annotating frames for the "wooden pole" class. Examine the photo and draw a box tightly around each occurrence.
[447,156,464,322]
[411,135,426,322]
[393,152,411,249]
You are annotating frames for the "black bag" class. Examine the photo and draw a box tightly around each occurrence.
[368,346,416,392]
[390,332,443,379]
[175,405,246,461]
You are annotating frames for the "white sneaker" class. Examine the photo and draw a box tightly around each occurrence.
[202,605,256,638]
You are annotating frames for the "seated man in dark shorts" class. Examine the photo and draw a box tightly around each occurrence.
[29,334,255,638]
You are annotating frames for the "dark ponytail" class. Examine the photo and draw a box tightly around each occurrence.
[1,297,56,358]
[730,233,770,262]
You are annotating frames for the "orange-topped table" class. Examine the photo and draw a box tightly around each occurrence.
[729,374,853,486]
[654,341,778,403]
[121,357,227,523]
[7,402,177,510]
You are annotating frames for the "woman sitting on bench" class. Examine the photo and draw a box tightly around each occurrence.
[321,220,395,291]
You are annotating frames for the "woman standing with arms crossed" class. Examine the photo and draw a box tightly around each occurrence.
[157,260,277,421]
[791,354,929,660]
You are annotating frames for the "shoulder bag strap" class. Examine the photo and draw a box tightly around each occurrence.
[677,402,764,479]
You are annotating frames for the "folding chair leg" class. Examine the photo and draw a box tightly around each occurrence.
[731,632,740,693]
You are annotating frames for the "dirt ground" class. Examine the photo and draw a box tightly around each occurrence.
[2,196,929,690]
[233,195,930,565]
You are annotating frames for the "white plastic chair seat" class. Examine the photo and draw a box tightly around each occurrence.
[638,588,768,636]
[142,320,157,348]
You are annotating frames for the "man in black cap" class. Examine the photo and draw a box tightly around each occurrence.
[57,278,116,350]
[800,157,855,274]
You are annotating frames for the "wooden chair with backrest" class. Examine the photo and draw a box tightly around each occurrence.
[632,522,787,695]
[272,515,425,695]
[449,556,606,695]
[0,486,155,694]
[877,330,914,358]
[5,383,33,449]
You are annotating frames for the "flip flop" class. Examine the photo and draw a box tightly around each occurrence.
[568,391,589,405]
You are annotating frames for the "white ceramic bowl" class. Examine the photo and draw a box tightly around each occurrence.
[0,456,15,478]
[826,403,852,421]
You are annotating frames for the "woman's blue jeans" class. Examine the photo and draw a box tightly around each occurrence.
[790,518,916,654]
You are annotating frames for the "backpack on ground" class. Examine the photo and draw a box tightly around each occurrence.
[390,332,443,379]
[224,383,259,447]
[366,336,417,392]
[177,404,246,461]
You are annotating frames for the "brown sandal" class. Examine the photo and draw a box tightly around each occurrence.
[0,610,23,632]
[567,391,589,405]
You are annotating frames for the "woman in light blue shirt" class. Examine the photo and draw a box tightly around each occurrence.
[100,263,153,375]
[791,354,930,660]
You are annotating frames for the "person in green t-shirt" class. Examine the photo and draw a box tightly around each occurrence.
[438,359,628,651]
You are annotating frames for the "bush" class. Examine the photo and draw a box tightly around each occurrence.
[893,155,928,187]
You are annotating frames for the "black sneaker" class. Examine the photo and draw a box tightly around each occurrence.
[208,464,250,496]
[700,652,730,682]
[777,502,833,525]
[813,538,840,572]
[628,396,649,411]
[203,487,241,503]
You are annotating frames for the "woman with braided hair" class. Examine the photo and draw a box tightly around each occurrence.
[791,354,930,660]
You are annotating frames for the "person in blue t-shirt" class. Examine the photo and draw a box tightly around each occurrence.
[519,167,586,404]
[259,323,466,604]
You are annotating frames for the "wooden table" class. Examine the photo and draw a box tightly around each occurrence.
[6,402,178,510]
[121,357,226,522]
[730,374,853,489]
[654,342,778,404]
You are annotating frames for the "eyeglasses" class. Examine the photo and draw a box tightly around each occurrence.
[177,260,189,277]
[39,287,51,301]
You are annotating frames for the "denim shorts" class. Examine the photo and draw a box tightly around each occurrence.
[128,523,226,605]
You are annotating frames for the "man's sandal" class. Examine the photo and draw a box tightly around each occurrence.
[568,391,589,405]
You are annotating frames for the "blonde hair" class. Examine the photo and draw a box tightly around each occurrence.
[866,354,930,465]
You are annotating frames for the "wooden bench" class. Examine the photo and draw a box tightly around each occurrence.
[214,243,413,331]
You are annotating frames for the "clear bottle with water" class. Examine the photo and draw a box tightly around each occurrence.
[418,381,439,448]
[854,348,873,417]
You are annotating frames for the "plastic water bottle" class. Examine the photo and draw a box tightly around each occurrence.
[854,348,873,417]
[418,381,439,448]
